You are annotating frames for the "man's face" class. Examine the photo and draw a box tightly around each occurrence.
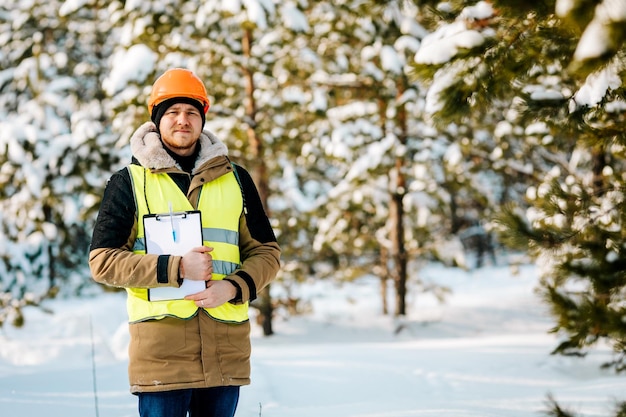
[159,102,203,156]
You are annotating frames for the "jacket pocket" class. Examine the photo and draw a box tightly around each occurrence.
[129,317,204,388]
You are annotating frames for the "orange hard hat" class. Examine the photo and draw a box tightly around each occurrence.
[148,68,210,116]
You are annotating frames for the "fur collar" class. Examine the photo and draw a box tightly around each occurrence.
[130,121,229,173]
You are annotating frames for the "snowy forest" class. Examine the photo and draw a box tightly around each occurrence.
[1,0,625,412]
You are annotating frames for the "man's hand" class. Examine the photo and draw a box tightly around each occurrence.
[180,246,213,281]
[185,280,237,308]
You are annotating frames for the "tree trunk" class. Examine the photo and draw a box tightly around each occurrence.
[376,76,409,317]
[379,246,389,315]
[242,27,274,336]
[390,76,409,316]
[389,191,407,316]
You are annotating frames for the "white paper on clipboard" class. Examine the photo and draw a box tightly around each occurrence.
[143,210,205,301]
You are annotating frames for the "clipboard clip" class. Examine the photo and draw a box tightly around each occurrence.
[154,212,189,221]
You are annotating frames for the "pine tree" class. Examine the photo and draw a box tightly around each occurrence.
[294,0,466,317]
[190,1,321,334]
[0,0,118,326]
[411,0,626,413]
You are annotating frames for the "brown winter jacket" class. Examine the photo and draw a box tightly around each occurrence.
[88,122,281,393]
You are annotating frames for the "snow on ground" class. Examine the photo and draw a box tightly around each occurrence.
[0,262,623,417]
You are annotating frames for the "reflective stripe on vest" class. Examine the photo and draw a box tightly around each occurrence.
[126,164,249,324]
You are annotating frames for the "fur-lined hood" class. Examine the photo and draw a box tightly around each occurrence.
[129,121,228,173]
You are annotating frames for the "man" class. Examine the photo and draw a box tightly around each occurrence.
[89,68,281,417]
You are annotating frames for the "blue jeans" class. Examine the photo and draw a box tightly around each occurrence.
[138,386,240,417]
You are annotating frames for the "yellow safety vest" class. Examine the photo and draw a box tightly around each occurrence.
[125,164,249,324]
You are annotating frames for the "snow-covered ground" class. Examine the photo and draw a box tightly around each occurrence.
[0,262,623,417]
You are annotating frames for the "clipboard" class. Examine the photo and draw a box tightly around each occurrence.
[143,210,206,301]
